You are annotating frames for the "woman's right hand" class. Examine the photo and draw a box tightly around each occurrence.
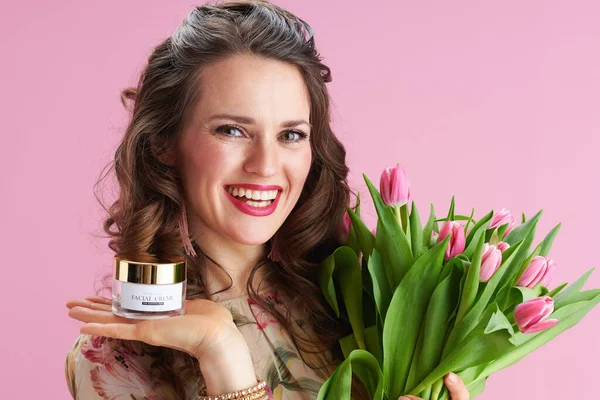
[66,296,258,394]
[67,296,237,359]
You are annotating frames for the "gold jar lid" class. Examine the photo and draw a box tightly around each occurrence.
[114,257,187,284]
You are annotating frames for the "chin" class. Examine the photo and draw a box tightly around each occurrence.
[229,229,277,246]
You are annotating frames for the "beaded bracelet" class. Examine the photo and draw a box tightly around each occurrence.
[198,379,268,400]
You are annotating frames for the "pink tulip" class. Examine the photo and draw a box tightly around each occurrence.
[339,211,351,243]
[497,241,510,252]
[479,243,503,282]
[514,296,559,334]
[437,221,466,261]
[371,227,377,237]
[517,256,556,288]
[489,208,516,238]
[380,163,411,207]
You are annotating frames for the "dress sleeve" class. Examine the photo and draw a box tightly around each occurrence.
[64,334,103,399]
[64,333,177,400]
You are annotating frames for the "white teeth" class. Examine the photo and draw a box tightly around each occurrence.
[246,200,273,207]
[227,186,278,201]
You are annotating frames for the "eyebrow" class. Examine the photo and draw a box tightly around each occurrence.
[207,113,312,129]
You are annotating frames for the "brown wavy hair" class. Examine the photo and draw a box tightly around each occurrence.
[92,0,365,397]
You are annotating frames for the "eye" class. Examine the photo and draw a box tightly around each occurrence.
[214,124,245,138]
[280,130,308,143]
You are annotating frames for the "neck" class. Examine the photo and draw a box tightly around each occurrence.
[190,226,268,302]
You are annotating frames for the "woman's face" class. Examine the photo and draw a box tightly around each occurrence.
[171,54,313,246]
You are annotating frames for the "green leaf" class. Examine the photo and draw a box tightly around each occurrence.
[364,324,383,367]
[538,223,561,257]
[339,332,359,359]
[435,215,473,222]
[504,210,543,246]
[405,264,462,391]
[444,233,532,352]
[410,201,424,258]
[346,213,361,256]
[423,203,436,249]
[461,291,600,392]
[367,249,393,320]
[317,350,384,400]
[365,174,414,288]
[463,208,476,239]
[348,208,376,260]
[317,246,365,349]
[383,236,450,398]
[318,252,340,317]
[465,210,493,249]
[546,282,568,298]
[555,268,595,309]
[400,204,412,249]
[507,286,543,311]
[337,248,366,350]
[446,195,456,221]
[461,219,487,261]
[455,232,485,324]
[494,215,542,307]
[409,304,515,395]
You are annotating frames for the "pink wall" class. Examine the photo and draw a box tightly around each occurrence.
[1,1,598,398]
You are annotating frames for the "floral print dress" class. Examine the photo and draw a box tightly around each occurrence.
[64,287,338,399]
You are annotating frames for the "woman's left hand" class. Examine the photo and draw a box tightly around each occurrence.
[398,373,470,400]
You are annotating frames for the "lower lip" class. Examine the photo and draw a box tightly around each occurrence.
[225,189,281,217]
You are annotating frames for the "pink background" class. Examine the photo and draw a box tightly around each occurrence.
[1,1,598,398]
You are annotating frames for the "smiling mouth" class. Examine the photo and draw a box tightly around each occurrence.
[225,185,282,208]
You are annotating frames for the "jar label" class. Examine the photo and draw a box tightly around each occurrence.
[120,282,183,312]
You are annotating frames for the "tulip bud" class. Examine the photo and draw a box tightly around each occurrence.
[490,208,516,238]
[517,256,556,288]
[497,241,510,252]
[380,163,411,207]
[437,221,466,261]
[514,296,559,334]
[339,211,351,244]
[479,243,503,282]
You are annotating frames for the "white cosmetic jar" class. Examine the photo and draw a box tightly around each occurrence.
[112,256,187,320]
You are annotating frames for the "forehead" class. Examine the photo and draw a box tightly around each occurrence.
[192,54,311,122]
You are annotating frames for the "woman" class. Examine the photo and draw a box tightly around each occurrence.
[64,1,470,399]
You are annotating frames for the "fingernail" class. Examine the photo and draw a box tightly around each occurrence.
[447,372,458,383]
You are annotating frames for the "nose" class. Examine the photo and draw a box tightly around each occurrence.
[243,138,279,177]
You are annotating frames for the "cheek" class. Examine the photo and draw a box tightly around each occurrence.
[290,147,312,186]
[180,138,234,182]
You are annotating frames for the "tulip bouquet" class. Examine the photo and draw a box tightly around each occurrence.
[317,163,600,400]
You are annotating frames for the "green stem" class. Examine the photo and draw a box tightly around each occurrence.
[400,204,409,233]
[394,206,402,230]
[421,385,432,400]
[429,379,444,400]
